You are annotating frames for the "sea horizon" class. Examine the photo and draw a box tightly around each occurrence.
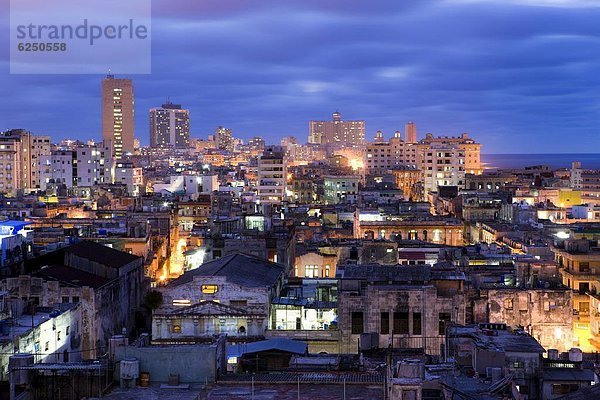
[482,153,600,170]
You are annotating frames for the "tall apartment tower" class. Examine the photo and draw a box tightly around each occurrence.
[258,146,287,204]
[309,111,365,149]
[150,102,190,148]
[102,75,134,159]
[405,121,417,144]
[215,126,234,152]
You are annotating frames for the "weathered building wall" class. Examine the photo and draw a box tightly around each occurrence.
[338,285,466,355]
[114,338,226,383]
[477,288,573,351]
[158,276,272,333]
[1,262,146,360]
[0,306,82,381]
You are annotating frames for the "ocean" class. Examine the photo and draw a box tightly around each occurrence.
[482,154,600,170]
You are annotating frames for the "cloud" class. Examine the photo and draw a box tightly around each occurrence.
[0,0,599,152]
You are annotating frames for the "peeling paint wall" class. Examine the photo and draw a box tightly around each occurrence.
[476,288,573,351]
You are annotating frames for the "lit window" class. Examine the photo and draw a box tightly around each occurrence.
[201,285,218,294]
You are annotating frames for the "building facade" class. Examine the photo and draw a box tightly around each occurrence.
[309,111,365,149]
[102,75,134,158]
[0,129,51,193]
[149,102,190,148]
[257,146,287,204]
[323,175,360,204]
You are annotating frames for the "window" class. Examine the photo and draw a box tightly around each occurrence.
[305,265,319,278]
[45,342,49,351]
[504,298,514,310]
[201,285,218,294]
[62,297,69,303]
[412,312,422,335]
[552,384,579,395]
[66,326,70,336]
[579,282,590,294]
[72,296,79,303]
[57,331,61,341]
[380,312,390,334]
[439,313,451,335]
[172,323,182,333]
[393,312,409,334]
[351,312,364,334]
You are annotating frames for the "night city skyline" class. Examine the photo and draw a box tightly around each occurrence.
[1,0,600,152]
[4,1,600,399]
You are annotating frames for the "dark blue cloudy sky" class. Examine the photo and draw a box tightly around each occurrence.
[1,0,600,152]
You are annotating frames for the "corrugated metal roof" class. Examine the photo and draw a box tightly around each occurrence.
[11,362,106,371]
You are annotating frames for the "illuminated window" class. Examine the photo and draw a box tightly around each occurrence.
[201,285,218,294]
[172,322,182,333]
[305,265,319,278]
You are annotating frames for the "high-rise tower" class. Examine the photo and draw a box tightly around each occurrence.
[102,75,134,159]
[150,102,190,148]
[405,121,417,144]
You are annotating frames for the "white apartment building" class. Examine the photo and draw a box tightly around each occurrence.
[115,161,144,196]
[153,174,218,197]
[39,151,74,189]
[257,146,287,204]
[417,143,465,194]
[365,130,480,194]
[39,143,113,190]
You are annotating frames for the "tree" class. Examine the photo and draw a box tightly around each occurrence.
[144,290,163,310]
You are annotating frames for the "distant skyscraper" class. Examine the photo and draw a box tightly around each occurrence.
[215,126,234,152]
[405,121,417,144]
[102,75,134,159]
[149,102,190,148]
[309,111,365,149]
[247,136,266,153]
